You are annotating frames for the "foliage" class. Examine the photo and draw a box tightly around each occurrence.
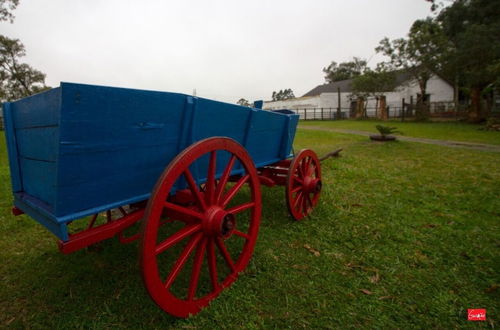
[481,118,500,131]
[437,0,500,120]
[0,1,50,102]
[272,88,295,101]
[237,98,250,107]
[0,35,50,102]
[0,129,499,328]
[351,67,397,98]
[0,0,18,22]
[375,125,401,137]
[376,18,450,121]
[323,57,367,83]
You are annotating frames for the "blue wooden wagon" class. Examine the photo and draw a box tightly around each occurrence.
[3,82,323,317]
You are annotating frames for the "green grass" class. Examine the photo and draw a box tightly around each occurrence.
[1,127,499,328]
[300,119,500,145]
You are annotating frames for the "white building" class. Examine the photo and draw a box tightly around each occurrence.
[263,72,455,118]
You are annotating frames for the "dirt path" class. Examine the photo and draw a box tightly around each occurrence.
[299,125,500,153]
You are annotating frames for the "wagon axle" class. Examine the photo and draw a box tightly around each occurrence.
[202,207,236,238]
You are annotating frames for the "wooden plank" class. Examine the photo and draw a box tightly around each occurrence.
[2,103,23,192]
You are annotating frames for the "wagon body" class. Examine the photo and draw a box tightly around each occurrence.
[3,82,299,241]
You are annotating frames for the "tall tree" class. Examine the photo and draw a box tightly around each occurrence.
[376,18,449,120]
[272,88,295,101]
[0,1,49,102]
[323,57,367,83]
[437,0,500,121]
[0,36,49,102]
[0,0,19,22]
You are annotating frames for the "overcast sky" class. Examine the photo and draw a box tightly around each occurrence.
[2,0,432,103]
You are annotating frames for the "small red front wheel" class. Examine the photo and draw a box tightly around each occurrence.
[286,149,322,220]
[141,137,261,317]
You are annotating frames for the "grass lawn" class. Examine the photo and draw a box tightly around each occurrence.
[0,127,499,328]
[300,119,500,145]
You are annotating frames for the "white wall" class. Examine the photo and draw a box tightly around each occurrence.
[385,74,454,108]
[319,92,351,109]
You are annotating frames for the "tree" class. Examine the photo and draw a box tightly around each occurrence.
[0,36,49,102]
[351,67,397,120]
[0,1,50,102]
[237,98,250,107]
[437,0,500,121]
[376,18,449,120]
[271,88,295,101]
[323,57,367,83]
[0,0,18,22]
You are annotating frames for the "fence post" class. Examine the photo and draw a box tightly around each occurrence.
[321,108,324,120]
[304,108,307,121]
[337,87,341,120]
[410,96,413,117]
[401,98,405,122]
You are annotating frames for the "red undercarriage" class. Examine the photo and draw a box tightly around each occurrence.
[13,160,291,254]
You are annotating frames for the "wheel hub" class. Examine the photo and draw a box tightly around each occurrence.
[202,206,236,238]
[303,176,322,194]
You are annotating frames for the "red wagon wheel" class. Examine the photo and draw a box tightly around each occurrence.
[141,137,261,317]
[286,149,322,220]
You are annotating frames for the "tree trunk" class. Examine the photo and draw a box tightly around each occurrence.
[416,80,429,121]
[378,95,388,120]
[355,97,364,119]
[468,87,482,122]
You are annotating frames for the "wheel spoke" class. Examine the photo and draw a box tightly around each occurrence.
[293,191,303,210]
[187,237,207,300]
[233,230,250,240]
[306,193,313,211]
[293,176,304,185]
[206,151,217,204]
[87,214,98,230]
[297,163,305,179]
[302,157,312,178]
[164,233,203,289]
[302,192,309,214]
[215,155,236,203]
[220,174,249,208]
[184,169,207,211]
[307,163,316,177]
[207,238,219,291]
[227,202,255,215]
[155,223,202,255]
[215,238,235,272]
[118,207,127,217]
[291,185,302,193]
[164,202,203,220]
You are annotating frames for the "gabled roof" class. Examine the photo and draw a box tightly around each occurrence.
[302,79,352,97]
[302,71,415,97]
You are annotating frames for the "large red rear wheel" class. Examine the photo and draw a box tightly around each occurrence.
[141,137,261,317]
[286,149,322,220]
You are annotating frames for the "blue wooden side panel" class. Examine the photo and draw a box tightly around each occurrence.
[2,102,23,192]
[55,83,187,217]
[9,88,61,209]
